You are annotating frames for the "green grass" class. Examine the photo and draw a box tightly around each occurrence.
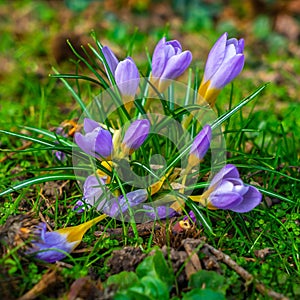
[0,1,299,299]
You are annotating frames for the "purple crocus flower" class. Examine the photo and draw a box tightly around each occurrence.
[75,175,107,210]
[143,204,177,220]
[102,46,140,99]
[121,119,150,155]
[74,118,113,159]
[104,189,148,218]
[151,37,192,92]
[191,164,262,213]
[28,215,107,263]
[188,124,212,168]
[198,32,245,106]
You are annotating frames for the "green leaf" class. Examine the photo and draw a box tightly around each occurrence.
[188,270,225,292]
[106,271,139,291]
[182,288,226,300]
[132,276,169,300]
[0,174,83,197]
[136,250,174,290]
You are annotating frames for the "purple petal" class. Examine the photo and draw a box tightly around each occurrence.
[210,192,243,210]
[122,119,150,151]
[229,186,262,213]
[83,175,106,206]
[104,189,148,217]
[73,200,85,213]
[209,54,244,89]
[118,189,148,212]
[210,164,240,187]
[160,50,192,80]
[203,32,228,82]
[102,46,119,75]
[84,118,100,133]
[151,37,167,78]
[143,205,177,220]
[115,57,140,96]
[166,40,182,53]
[183,210,197,223]
[95,128,113,158]
[189,124,211,160]
[74,132,95,157]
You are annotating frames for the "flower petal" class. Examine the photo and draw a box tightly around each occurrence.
[102,46,119,75]
[115,57,140,97]
[203,32,228,82]
[95,128,113,158]
[143,204,177,220]
[151,37,167,78]
[160,50,192,80]
[210,164,240,187]
[209,54,245,89]
[210,192,243,210]
[229,186,262,213]
[122,119,150,152]
[83,118,100,133]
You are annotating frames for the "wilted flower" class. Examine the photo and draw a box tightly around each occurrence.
[143,204,177,220]
[74,118,113,159]
[198,32,245,106]
[188,124,212,168]
[190,164,262,213]
[151,37,192,92]
[28,215,107,263]
[104,189,148,218]
[121,119,150,155]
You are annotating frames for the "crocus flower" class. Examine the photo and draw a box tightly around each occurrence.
[104,189,148,218]
[74,175,107,211]
[151,37,192,92]
[190,164,262,213]
[198,32,245,106]
[143,204,177,220]
[28,215,107,263]
[188,124,212,168]
[121,119,150,155]
[102,46,140,111]
[74,118,113,159]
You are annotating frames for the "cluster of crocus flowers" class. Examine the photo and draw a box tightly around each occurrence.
[27,215,107,263]
[190,164,262,213]
[73,117,151,217]
[198,32,245,106]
